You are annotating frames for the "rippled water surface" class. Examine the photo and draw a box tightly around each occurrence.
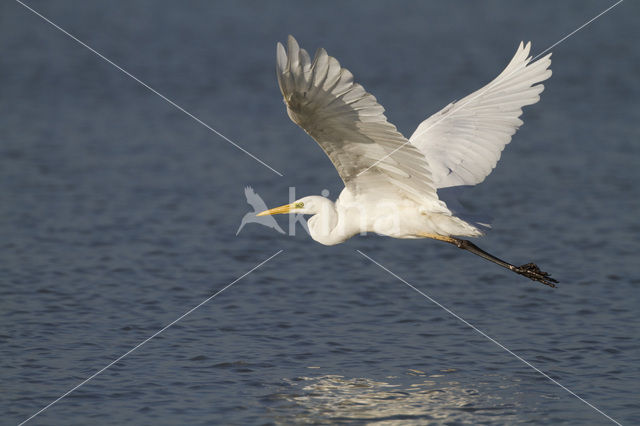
[1,1,639,425]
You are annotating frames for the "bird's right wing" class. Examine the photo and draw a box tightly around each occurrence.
[277,35,440,207]
[409,42,552,189]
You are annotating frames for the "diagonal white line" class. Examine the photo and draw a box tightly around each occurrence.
[18,250,284,426]
[532,0,623,61]
[356,250,622,426]
[356,0,624,178]
[15,0,284,177]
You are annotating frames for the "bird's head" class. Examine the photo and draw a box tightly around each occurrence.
[257,196,328,217]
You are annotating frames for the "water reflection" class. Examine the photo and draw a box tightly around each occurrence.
[266,371,517,424]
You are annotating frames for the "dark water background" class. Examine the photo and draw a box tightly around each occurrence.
[1,1,639,424]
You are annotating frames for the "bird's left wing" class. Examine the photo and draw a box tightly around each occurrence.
[277,35,439,206]
[409,42,552,189]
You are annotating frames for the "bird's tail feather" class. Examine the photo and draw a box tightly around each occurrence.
[438,186,493,234]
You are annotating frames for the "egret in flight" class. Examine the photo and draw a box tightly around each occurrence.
[259,36,557,287]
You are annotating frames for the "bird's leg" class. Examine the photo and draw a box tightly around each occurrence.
[420,234,558,288]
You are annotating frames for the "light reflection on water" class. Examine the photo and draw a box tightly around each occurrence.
[267,371,518,424]
[3,1,638,424]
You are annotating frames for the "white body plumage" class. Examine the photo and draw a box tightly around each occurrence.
[260,36,552,247]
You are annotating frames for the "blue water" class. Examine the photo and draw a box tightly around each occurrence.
[1,1,639,424]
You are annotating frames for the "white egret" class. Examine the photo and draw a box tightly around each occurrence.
[259,36,557,287]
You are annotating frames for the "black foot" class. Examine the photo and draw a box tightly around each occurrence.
[515,262,558,288]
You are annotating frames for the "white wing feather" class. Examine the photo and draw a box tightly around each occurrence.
[409,42,552,189]
[277,35,439,206]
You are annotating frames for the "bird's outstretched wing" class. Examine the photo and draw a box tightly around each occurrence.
[277,35,439,206]
[409,43,552,189]
[244,186,269,212]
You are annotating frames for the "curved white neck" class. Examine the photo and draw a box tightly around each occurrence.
[306,198,343,246]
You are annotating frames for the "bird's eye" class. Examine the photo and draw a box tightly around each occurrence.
[295,202,304,208]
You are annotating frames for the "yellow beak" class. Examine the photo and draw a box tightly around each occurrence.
[257,203,294,216]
